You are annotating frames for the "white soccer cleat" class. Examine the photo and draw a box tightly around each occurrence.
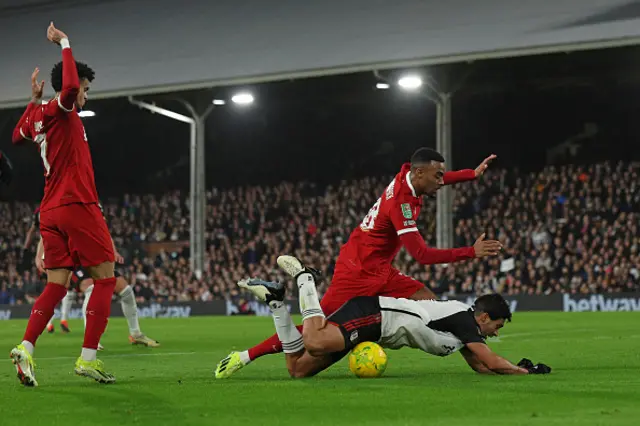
[277,255,305,278]
[237,278,285,304]
[97,343,105,351]
[10,344,38,387]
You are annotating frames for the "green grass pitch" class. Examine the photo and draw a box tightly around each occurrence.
[1,312,639,426]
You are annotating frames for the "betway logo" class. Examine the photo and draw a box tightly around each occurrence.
[138,304,192,318]
[463,297,518,314]
[563,294,640,312]
[0,310,11,320]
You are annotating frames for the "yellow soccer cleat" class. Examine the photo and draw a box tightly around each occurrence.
[10,344,38,387]
[74,357,116,384]
[215,351,247,379]
[129,334,160,348]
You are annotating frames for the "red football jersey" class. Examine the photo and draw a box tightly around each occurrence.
[337,163,422,275]
[23,49,99,212]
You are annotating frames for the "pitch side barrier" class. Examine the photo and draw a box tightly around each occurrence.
[1,293,639,320]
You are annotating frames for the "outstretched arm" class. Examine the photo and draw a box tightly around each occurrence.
[443,154,497,185]
[465,342,529,375]
[460,347,495,374]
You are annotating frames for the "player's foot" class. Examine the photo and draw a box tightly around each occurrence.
[60,320,71,333]
[74,357,116,384]
[129,334,160,347]
[47,323,54,333]
[277,255,322,280]
[237,278,285,305]
[10,344,38,387]
[215,351,247,379]
[97,343,105,351]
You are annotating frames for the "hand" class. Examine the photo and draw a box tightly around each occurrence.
[474,154,497,177]
[35,256,45,275]
[115,251,125,264]
[473,233,503,258]
[517,358,534,370]
[31,68,45,103]
[528,363,552,375]
[47,22,68,45]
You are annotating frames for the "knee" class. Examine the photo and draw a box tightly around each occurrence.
[87,262,115,280]
[288,366,314,379]
[303,338,327,358]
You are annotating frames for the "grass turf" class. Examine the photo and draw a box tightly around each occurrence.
[1,312,639,426]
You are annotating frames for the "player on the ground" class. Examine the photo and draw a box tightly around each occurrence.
[239,255,552,377]
[26,207,159,348]
[9,23,117,386]
[215,148,502,378]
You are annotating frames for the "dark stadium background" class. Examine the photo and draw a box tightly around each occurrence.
[2,46,640,202]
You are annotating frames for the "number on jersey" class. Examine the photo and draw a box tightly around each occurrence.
[36,135,51,176]
[360,198,382,231]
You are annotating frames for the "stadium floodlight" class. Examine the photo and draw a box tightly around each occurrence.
[212,99,226,105]
[398,75,422,90]
[376,82,390,89]
[78,110,96,117]
[231,92,254,105]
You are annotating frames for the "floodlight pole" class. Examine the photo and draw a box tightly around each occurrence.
[128,96,213,279]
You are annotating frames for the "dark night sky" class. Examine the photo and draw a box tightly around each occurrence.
[2,45,640,202]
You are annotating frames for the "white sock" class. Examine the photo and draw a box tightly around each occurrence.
[238,350,251,365]
[61,290,74,321]
[297,273,325,321]
[269,301,304,353]
[81,347,97,362]
[82,285,94,330]
[21,340,34,355]
[119,285,141,336]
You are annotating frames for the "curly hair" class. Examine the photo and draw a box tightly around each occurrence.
[50,60,95,92]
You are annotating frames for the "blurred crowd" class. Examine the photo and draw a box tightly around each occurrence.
[1,161,638,305]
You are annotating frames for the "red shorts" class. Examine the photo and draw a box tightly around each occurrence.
[320,265,424,316]
[40,203,114,269]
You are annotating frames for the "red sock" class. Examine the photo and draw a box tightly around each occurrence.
[23,283,68,345]
[247,325,304,361]
[83,277,116,350]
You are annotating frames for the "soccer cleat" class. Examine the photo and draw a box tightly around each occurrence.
[277,255,322,281]
[10,344,38,387]
[129,334,160,348]
[215,351,247,379]
[47,323,55,333]
[74,357,116,384]
[237,278,285,305]
[60,320,71,333]
[97,343,105,351]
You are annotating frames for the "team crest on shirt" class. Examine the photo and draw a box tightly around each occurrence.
[401,203,412,219]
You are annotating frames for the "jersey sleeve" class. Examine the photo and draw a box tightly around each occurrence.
[12,103,36,144]
[45,43,79,116]
[388,198,419,236]
[443,169,476,185]
[441,311,486,344]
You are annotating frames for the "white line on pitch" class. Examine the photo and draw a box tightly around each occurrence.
[37,351,197,361]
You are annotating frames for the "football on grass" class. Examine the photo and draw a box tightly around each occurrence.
[348,342,388,378]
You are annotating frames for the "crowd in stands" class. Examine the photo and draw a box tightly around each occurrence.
[1,161,638,305]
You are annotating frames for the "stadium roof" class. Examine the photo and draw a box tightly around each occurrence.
[1,0,640,109]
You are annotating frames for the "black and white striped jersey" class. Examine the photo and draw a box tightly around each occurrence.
[378,297,485,357]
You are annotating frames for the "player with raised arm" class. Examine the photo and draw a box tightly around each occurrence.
[26,207,159,348]
[239,255,552,377]
[9,23,117,386]
[215,148,502,378]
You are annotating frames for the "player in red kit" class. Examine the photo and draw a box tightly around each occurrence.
[9,23,117,386]
[215,148,502,378]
